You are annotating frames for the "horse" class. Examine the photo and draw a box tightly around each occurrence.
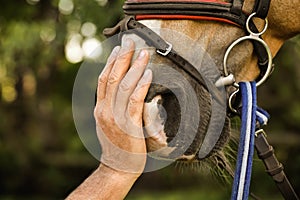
[102,0,300,198]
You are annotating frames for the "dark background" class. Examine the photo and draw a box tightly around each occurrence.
[0,0,299,199]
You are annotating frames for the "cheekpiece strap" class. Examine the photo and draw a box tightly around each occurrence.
[253,0,271,19]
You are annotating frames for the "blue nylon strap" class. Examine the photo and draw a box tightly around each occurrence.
[231,82,257,200]
[230,82,271,200]
[256,107,270,126]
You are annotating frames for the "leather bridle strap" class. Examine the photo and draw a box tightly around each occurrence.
[103,16,225,106]
[103,16,207,89]
[254,0,271,18]
[231,0,244,15]
[255,130,300,200]
[123,0,247,27]
[128,17,209,90]
[123,0,270,22]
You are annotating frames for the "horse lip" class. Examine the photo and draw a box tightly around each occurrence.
[148,146,177,160]
[177,154,196,162]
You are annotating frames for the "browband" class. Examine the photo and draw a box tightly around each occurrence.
[123,1,247,27]
[123,0,270,25]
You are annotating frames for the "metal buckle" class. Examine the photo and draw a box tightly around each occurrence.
[255,129,267,138]
[156,41,172,56]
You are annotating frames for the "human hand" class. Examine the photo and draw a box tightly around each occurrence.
[94,39,152,175]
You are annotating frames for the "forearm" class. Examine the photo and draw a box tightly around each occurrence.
[66,164,140,200]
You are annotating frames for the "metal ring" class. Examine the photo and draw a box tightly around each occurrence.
[228,89,240,114]
[246,12,268,37]
[223,35,273,88]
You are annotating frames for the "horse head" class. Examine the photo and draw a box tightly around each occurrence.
[105,0,300,168]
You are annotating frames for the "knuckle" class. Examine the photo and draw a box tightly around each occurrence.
[94,106,113,124]
[129,93,142,105]
[107,71,119,84]
[100,110,112,123]
[119,78,131,92]
[98,74,108,84]
[118,50,131,61]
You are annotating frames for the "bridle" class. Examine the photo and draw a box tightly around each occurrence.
[122,0,272,82]
[103,0,299,199]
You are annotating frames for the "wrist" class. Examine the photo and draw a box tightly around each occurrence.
[99,163,142,180]
[100,150,146,174]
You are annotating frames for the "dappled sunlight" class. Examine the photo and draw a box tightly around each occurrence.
[65,33,84,63]
[2,82,17,102]
[65,21,102,63]
[65,32,102,63]
[95,0,108,7]
[82,38,102,60]
[58,0,74,15]
[26,0,40,5]
[81,22,97,37]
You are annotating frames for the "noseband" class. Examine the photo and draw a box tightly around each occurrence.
[103,0,299,199]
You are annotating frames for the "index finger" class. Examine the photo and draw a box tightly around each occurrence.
[96,46,120,103]
[105,39,135,102]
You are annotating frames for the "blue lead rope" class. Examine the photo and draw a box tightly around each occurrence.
[231,82,270,200]
[231,82,256,200]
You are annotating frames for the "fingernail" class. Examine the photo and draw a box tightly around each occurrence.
[138,50,147,60]
[112,46,120,57]
[143,69,152,79]
[123,38,132,48]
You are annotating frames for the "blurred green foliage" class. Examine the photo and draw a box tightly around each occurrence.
[0,0,299,199]
[0,0,123,198]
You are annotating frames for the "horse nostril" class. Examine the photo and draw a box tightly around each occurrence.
[145,83,171,103]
